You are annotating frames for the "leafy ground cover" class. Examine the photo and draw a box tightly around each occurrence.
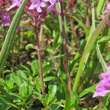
[0,0,110,110]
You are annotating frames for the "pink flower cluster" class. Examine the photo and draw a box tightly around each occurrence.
[93,70,110,98]
[100,3,110,26]
[0,10,11,27]
[0,1,11,27]
[7,0,22,11]
[0,0,60,27]
[0,0,77,27]
[7,0,60,15]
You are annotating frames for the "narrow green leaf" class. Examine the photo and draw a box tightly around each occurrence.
[0,96,19,109]
[70,15,87,30]
[9,93,23,101]
[60,78,71,110]
[79,83,98,98]
[10,71,28,87]
[48,81,57,100]
[0,103,11,110]
[17,70,28,86]
[43,76,55,82]
[96,0,106,19]
[35,77,42,92]
[69,39,86,73]
[0,0,28,75]
[19,83,27,98]
[26,44,35,50]
[73,11,110,92]
[85,0,95,44]
[97,36,110,43]
[10,74,21,86]
[70,91,79,110]
[21,65,32,77]
[31,60,40,75]
[51,100,64,110]
[96,43,108,72]
[84,25,110,86]
[43,64,51,76]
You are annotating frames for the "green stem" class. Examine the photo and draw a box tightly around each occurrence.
[34,25,45,97]
[96,43,108,72]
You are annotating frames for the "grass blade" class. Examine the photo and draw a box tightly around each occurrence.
[60,78,71,110]
[0,0,28,75]
[73,11,110,92]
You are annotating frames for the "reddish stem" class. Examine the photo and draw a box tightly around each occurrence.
[34,25,45,98]
[60,2,71,94]
[99,97,103,110]
[67,1,77,37]
[86,0,90,28]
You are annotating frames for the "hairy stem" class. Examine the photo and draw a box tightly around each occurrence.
[34,25,45,98]
[86,0,90,28]
[99,97,103,110]
[67,1,77,37]
[60,2,71,94]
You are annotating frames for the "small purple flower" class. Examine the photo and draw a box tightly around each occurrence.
[29,0,46,13]
[44,0,57,4]
[0,11,11,27]
[29,0,59,15]
[44,0,60,15]
[99,3,110,26]
[19,25,31,30]
[1,15,11,26]
[7,0,60,15]
[100,78,110,89]
[106,61,110,69]
[100,70,110,79]
[7,0,22,11]
[107,3,110,10]
[93,90,110,98]
[45,3,60,15]
[93,70,110,98]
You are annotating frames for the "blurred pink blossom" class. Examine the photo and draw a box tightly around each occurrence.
[99,3,110,26]
[29,0,46,13]
[93,70,110,98]
[7,0,59,14]
[7,0,22,11]
[0,11,11,27]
